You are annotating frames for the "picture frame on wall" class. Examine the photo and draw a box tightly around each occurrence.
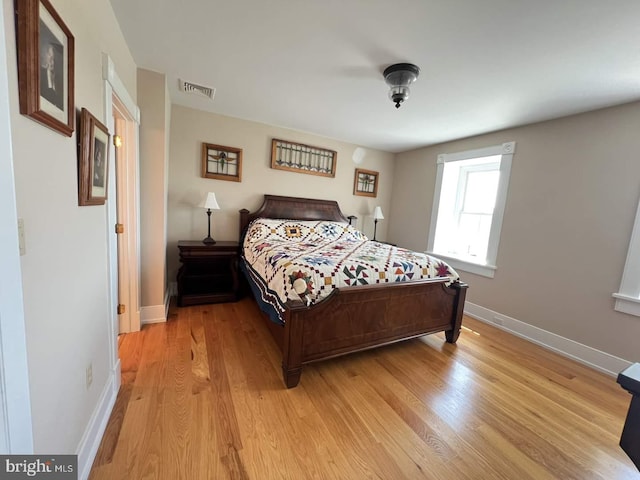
[16,0,75,136]
[271,139,337,178]
[202,143,243,182]
[78,108,110,206]
[353,168,379,197]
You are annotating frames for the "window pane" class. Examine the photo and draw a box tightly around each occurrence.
[463,170,499,214]
[458,213,492,259]
[429,144,513,273]
[433,157,501,264]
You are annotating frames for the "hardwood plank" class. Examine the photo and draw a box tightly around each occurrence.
[91,383,133,467]
[90,301,638,479]
[303,365,413,479]
[351,351,512,479]
[189,306,211,394]
[218,302,350,479]
[118,329,144,385]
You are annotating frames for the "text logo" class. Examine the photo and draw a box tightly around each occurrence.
[0,456,77,479]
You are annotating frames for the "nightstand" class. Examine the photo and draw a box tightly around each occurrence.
[618,363,640,469]
[176,241,240,306]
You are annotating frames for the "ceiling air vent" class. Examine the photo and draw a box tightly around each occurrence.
[179,79,215,100]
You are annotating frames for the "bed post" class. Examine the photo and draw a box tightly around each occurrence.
[281,305,305,388]
[239,208,250,238]
[445,281,468,343]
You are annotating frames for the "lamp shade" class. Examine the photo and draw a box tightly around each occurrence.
[201,192,220,210]
[373,206,384,220]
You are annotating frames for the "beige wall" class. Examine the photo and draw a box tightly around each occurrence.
[167,105,395,281]
[3,0,136,453]
[138,69,170,309]
[389,102,640,362]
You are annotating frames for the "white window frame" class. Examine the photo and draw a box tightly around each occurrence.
[454,162,500,249]
[613,198,640,317]
[427,142,515,278]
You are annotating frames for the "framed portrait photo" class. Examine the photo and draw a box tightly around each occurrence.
[78,108,110,206]
[16,0,75,136]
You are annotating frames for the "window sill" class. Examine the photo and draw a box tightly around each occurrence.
[426,252,496,278]
[613,293,640,317]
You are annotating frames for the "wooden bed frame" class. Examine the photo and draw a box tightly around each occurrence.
[239,195,468,388]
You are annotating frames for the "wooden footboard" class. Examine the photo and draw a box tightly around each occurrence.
[280,279,467,388]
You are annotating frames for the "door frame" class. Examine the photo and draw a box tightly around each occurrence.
[0,1,34,452]
[111,96,140,335]
[102,54,140,390]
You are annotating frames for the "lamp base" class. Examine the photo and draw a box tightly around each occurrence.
[202,236,216,245]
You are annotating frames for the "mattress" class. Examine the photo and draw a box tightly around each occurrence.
[241,218,459,324]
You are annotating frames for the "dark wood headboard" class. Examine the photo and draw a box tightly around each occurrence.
[239,195,349,239]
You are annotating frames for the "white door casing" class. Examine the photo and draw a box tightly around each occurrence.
[0,1,34,453]
[102,54,140,392]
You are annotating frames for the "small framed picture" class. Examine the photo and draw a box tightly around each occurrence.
[78,108,110,206]
[354,168,379,197]
[202,143,243,182]
[16,0,75,136]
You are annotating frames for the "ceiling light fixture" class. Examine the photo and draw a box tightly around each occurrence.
[383,63,420,109]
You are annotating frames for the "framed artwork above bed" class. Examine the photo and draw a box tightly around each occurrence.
[201,143,242,182]
[271,139,337,177]
[353,168,379,197]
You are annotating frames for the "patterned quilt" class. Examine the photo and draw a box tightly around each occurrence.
[242,218,459,323]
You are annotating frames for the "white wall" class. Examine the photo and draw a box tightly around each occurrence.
[138,69,170,312]
[3,0,136,455]
[389,102,640,362]
[167,105,395,281]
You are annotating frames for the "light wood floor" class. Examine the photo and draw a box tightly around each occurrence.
[89,297,638,479]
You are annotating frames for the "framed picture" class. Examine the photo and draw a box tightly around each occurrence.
[271,139,337,178]
[353,168,379,197]
[202,143,242,182]
[16,0,75,136]
[78,108,110,206]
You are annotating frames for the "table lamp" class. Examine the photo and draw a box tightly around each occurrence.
[373,206,384,241]
[201,192,220,244]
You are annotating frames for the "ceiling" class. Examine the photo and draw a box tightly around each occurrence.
[109,0,640,153]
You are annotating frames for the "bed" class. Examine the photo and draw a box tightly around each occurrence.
[239,195,468,388]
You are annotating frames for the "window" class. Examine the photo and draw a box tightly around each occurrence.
[613,198,640,317]
[427,142,515,278]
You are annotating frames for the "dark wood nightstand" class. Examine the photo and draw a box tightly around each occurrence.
[176,241,240,306]
[618,363,640,469]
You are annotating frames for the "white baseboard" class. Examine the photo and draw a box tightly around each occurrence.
[464,302,632,377]
[76,359,120,480]
[141,304,167,325]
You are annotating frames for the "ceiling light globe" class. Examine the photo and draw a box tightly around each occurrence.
[383,63,420,108]
[389,86,410,108]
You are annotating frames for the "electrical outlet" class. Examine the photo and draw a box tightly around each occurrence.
[86,363,93,389]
